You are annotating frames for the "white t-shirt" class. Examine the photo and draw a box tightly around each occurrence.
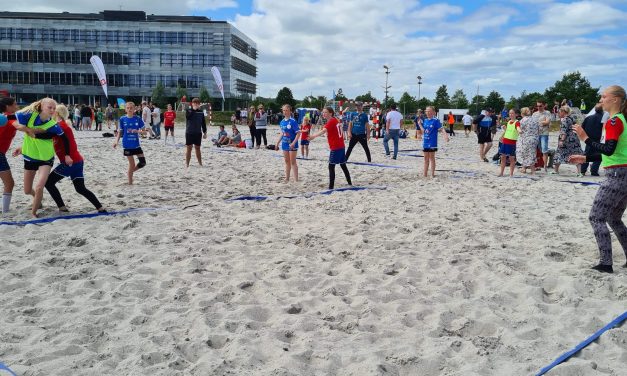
[142,106,151,124]
[386,110,403,130]
[152,107,161,125]
[462,114,473,125]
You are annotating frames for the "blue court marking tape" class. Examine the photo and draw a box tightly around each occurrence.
[511,175,540,181]
[345,161,408,169]
[0,207,174,227]
[212,148,244,153]
[398,153,424,158]
[269,154,314,161]
[0,362,18,376]
[559,180,601,186]
[228,186,387,202]
[398,148,423,152]
[536,311,627,376]
[436,169,477,174]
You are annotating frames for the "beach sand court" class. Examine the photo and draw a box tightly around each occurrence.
[1,128,625,375]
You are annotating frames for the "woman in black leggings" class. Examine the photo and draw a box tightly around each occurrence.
[45,105,105,213]
[570,85,627,273]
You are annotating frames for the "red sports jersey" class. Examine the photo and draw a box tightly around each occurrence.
[54,120,84,163]
[324,117,345,151]
[301,123,311,141]
[0,116,17,154]
[164,110,176,127]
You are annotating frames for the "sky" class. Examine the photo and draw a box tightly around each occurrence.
[5,0,627,102]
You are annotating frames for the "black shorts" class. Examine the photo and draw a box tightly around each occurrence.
[423,148,438,152]
[123,147,144,156]
[24,158,54,170]
[464,125,471,130]
[186,133,202,146]
[477,127,493,144]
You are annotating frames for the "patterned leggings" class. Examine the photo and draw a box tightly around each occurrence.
[589,167,627,265]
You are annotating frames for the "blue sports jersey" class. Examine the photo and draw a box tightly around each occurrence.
[280,117,299,144]
[422,118,442,149]
[351,112,369,135]
[479,115,493,128]
[119,115,144,149]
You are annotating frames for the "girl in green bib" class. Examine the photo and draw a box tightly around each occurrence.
[15,98,72,217]
[571,85,627,273]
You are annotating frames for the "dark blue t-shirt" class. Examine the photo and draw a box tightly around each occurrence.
[351,112,369,135]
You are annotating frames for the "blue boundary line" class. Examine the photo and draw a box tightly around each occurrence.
[0,362,17,376]
[0,207,174,227]
[228,186,387,202]
[559,180,601,186]
[536,311,627,375]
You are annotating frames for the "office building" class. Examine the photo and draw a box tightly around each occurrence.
[0,10,257,106]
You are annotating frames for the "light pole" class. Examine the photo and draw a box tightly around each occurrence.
[383,65,391,109]
[417,75,422,105]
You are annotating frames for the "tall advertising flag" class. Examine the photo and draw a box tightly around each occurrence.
[90,55,108,98]
[211,66,225,101]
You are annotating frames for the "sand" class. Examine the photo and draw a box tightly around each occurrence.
[1,125,626,376]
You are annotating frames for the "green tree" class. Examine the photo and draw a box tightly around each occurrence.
[450,89,469,108]
[485,90,506,113]
[432,85,451,111]
[468,95,486,115]
[176,84,188,101]
[398,91,417,115]
[544,71,600,109]
[417,97,431,111]
[276,87,296,109]
[355,91,378,103]
[151,81,167,108]
[518,91,545,109]
[199,86,211,103]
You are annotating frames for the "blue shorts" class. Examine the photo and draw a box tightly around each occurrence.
[329,148,346,164]
[300,140,309,146]
[499,143,516,156]
[281,141,297,151]
[52,161,84,180]
[539,135,549,153]
[0,153,9,172]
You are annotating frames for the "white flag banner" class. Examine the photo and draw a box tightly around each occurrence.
[211,66,225,101]
[90,55,108,98]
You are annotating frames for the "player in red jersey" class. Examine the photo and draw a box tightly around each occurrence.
[163,104,176,145]
[0,97,19,214]
[309,106,352,189]
[44,105,106,213]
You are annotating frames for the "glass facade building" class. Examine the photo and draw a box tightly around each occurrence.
[0,10,257,105]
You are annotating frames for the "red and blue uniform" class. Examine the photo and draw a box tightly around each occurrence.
[324,117,346,164]
[52,120,85,180]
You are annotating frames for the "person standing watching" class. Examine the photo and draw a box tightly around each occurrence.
[384,104,403,159]
[345,103,371,162]
[184,98,207,168]
[254,104,268,148]
[581,103,605,176]
[472,108,497,162]
[533,100,552,172]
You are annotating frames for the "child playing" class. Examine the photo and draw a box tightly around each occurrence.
[498,109,520,177]
[420,106,449,178]
[300,116,312,159]
[113,102,147,185]
[96,107,104,131]
[45,105,106,213]
[275,104,300,183]
[309,107,352,189]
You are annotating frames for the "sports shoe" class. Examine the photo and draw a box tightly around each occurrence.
[591,264,613,273]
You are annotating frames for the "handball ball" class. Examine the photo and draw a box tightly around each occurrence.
[0,114,7,127]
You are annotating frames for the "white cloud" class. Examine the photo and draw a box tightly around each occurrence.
[513,1,627,36]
